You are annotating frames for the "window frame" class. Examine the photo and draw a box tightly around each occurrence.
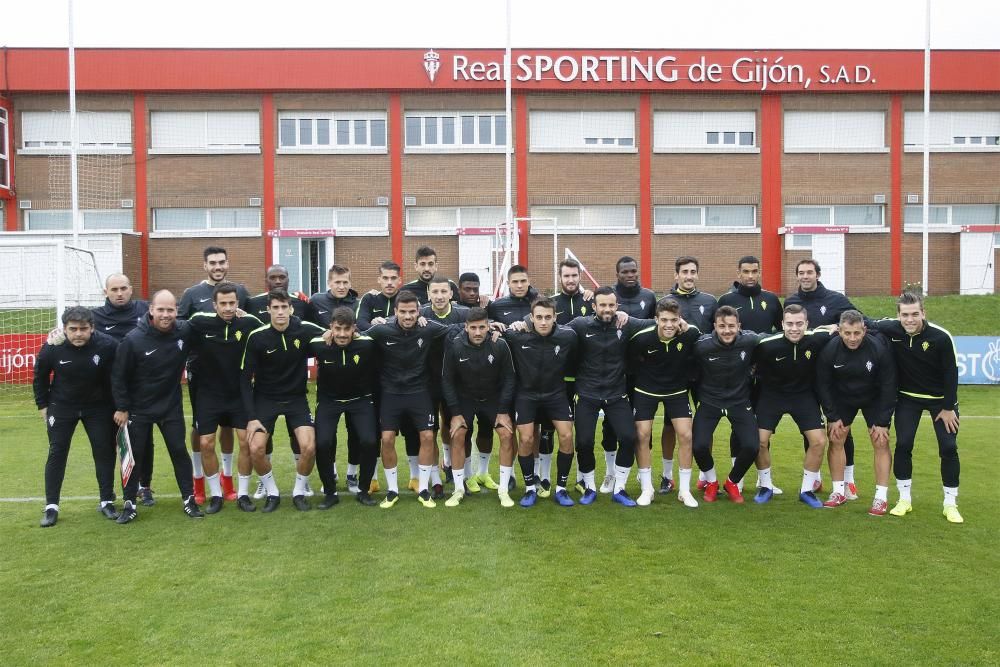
[783,110,888,153]
[18,110,133,156]
[903,111,1000,152]
[277,111,388,154]
[529,110,637,154]
[0,106,9,189]
[149,111,261,155]
[903,204,1000,232]
[783,204,888,232]
[279,207,389,237]
[653,111,759,154]
[24,209,134,232]
[403,111,507,154]
[653,205,758,233]
[150,207,261,237]
[528,205,637,235]
[404,206,506,236]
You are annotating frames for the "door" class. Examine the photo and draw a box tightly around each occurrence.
[458,234,495,297]
[274,236,334,296]
[811,233,846,294]
[960,232,995,295]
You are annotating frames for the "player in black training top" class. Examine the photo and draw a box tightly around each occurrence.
[246,264,315,323]
[401,245,460,305]
[356,260,402,331]
[33,307,120,527]
[92,273,148,341]
[307,264,356,328]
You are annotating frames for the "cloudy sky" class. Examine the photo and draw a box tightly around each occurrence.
[1,0,998,49]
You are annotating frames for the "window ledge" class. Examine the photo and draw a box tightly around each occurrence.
[404,146,508,155]
[277,147,387,155]
[529,227,638,235]
[18,148,133,156]
[654,147,760,154]
[903,146,1000,153]
[529,146,637,154]
[148,148,261,155]
[654,226,758,234]
[784,147,890,154]
[149,229,261,238]
[902,224,962,233]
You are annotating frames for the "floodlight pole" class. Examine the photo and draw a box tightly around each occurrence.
[921,0,931,296]
[504,0,515,264]
[67,0,80,245]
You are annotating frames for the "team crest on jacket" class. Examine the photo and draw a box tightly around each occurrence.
[353,354,360,364]
[820,305,827,316]
[487,354,494,364]
[48,415,55,427]
[554,345,561,356]
[294,339,301,349]
[235,330,243,341]
[177,340,184,350]
[760,300,768,310]
[417,338,424,348]
[617,330,623,340]
[676,342,683,351]
[922,341,930,351]
[92,354,100,366]
[866,360,873,372]
[699,305,705,314]
[640,301,646,310]
[740,350,746,360]
[805,350,812,359]
[581,306,587,315]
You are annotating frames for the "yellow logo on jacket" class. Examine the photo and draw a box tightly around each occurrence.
[293,339,301,349]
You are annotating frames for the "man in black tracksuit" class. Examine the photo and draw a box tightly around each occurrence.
[246,264,315,324]
[356,261,402,331]
[487,264,539,326]
[566,286,652,508]
[816,310,897,517]
[441,307,517,507]
[871,292,963,523]
[111,290,202,523]
[306,264,356,328]
[402,245,460,305]
[33,307,120,527]
[310,307,380,508]
[691,305,766,504]
[241,291,326,512]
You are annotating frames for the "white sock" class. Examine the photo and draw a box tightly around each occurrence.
[191,453,204,478]
[844,465,854,484]
[704,467,718,484]
[407,455,419,478]
[816,469,824,483]
[730,456,736,469]
[45,503,59,512]
[478,452,491,476]
[261,471,279,496]
[800,470,815,494]
[206,473,222,498]
[833,480,845,495]
[662,458,673,480]
[464,459,474,480]
[534,456,540,477]
[583,470,596,491]
[385,466,399,493]
[453,467,465,492]
[293,473,310,496]
[430,465,442,486]
[943,486,958,507]
[698,470,706,482]
[499,465,513,493]
[221,453,233,477]
[346,463,359,477]
[238,474,250,497]
[605,451,616,476]
[875,485,888,502]
[418,464,431,493]
[897,479,912,502]
[639,467,653,493]
[679,468,692,494]
[539,452,552,481]
[758,467,773,489]
[613,465,630,493]
[442,444,452,467]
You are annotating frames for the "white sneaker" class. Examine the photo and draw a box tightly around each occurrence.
[772,485,784,495]
[599,475,615,494]
[253,479,266,500]
[303,479,315,497]
[637,488,654,506]
[737,479,744,493]
[845,481,859,500]
[677,491,699,508]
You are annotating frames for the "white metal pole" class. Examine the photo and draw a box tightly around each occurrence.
[921,0,931,296]
[504,0,516,264]
[553,216,558,293]
[55,240,66,326]
[67,0,81,245]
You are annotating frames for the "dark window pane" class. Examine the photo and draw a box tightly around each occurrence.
[279,118,296,146]
[495,115,506,146]
[0,157,7,187]
[441,117,455,144]
[584,137,598,144]
[299,119,312,145]
[970,136,983,144]
[462,115,475,143]
[618,137,633,146]
[601,137,615,144]
[706,132,719,145]
[371,119,386,146]
[953,136,965,144]
[405,117,421,146]
[723,131,736,144]
[479,115,492,144]
[337,120,350,145]
[739,131,754,145]
[354,120,367,145]
[424,117,437,144]
[316,119,330,145]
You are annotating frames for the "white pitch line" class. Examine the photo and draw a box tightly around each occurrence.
[1,494,182,503]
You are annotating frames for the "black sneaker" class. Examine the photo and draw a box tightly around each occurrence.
[40,508,58,527]
[98,502,119,520]
[236,495,256,512]
[205,496,224,515]
[539,479,552,493]
[659,477,675,495]
[262,495,281,513]
[138,487,155,507]
[116,501,137,524]
[507,475,517,492]
[356,491,376,506]
[431,483,445,500]
[443,465,454,483]
[183,496,205,518]
[318,492,340,510]
[292,494,312,511]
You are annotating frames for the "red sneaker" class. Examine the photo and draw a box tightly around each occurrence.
[193,476,206,505]
[696,479,708,491]
[824,492,847,508]
[845,482,859,500]
[868,499,888,516]
[221,474,238,501]
[723,479,744,504]
[703,481,719,502]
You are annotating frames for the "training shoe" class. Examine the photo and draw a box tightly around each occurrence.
[407,478,420,492]
[98,503,119,520]
[554,489,575,507]
[417,490,436,508]
[183,496,205,518]
[369,479,380,494]
[579,488,598,506]
[40,508,58,527]
[346,475,360,495]
[431,483,445,500]
[754,487,774,504]
[221,475,238,501]
[868,499,888,516]
[771,485,784,496]
[612,490,638,507]
[205,496,224,515]
[724,479,744,504]
[507,475,516,492]
[845,482,859,500]
[237,495,256,512]
[465,476,481,494]
[138,487,155,507]
[659,477,675,495]
[193,477,206,505]
[253,479,267,500]
[889,499,912,517]
[476,473,499,490]
[599,475,615,494]
[318,493,340,510]
[262,495,281,513]
[116,501,137,524]
[498,492,515,508]
[637,488,655,506]
[356,491,377,506]
[812,478,823,493]
[697,479,709,491]
[537,479,552,498]
[379,491,399,509]
[292,495,312,511]
[703,481,719,503]
[677,491,699,508]
[823,492,847,508]
[443,465,454,483]
[799,491,823,509]
[303,480,315,497]
[943,505,964,524]
[519,490,538,508]
[445,491,464,507]
[574,480,587,495]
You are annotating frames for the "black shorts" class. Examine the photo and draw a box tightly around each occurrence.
[254,395,313,435]
[194,392,248,435]
[756,390,824,434]
[632,390,692,422]
[834,403,881,429]
[316,396,378,447]
[430,387,453,433]
[380,391,436,433]
[457,398,501,445]
[514,392,573,426]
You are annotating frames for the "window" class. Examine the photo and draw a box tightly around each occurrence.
[903,205,950,227]
[784,111,885,152]
[654,111,756,152]
[529,206,635,233]
[280,207,388,236]
[20,111,132,154]
[153,208,260,234]
[150,111,259,154]
[530,111,635,152]
[904,111,1000,150]
[404,112,506,152]
[24,209,133,231]
[654,205,756,231]
[0,107,8,188]
[904,204,1000,229]
[277,111,387,153]
[784,205,884,227]
[405,206,505,234]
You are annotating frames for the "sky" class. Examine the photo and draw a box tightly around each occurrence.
[0,0,998,50]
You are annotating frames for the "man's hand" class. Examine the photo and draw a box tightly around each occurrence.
[235,308,247,318]
[869,425,889,447]
[495,413,514,433]
[582,288,595,301]
[677,317,690,333]
[47,328,65,346]
[246,420,268,442]
[935,409,960,434]
[508,321,528,333]
[614,311,629,329]
[371,317,387,326]
[449,415,468,439]
[113,410,129,427]
[321,328,335,346]
[417,316,428,327]
[39,407,48,423]
[368,288,380,296]
[828,419,847,442]
[489,321,507,333]
[490,330,501,342]
[479,295,491,308]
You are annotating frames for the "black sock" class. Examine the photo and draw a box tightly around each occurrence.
[518,455,535,487]
[556,451,574,488]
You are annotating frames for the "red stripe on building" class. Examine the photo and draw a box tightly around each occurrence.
[389,93,404,269]
[132,93,149,296]
[261,93,276,268]
[759,93,783,293]
[638,93,652,287]
[0,95,16,230]
[889,94,903,295]
[514,93,529,266]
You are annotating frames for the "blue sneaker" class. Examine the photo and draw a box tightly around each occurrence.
[519,490,538,508]
[554,489,575,507]
[611,490,637,507]
[799,490,823,508]
[579,488,598,505]
[754,487,774,504]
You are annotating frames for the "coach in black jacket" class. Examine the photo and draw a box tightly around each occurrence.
[91,273,148,341]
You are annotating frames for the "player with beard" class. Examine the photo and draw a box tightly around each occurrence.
[357,260,402,331]
[402,245,460,305]
[246,264,315,323]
